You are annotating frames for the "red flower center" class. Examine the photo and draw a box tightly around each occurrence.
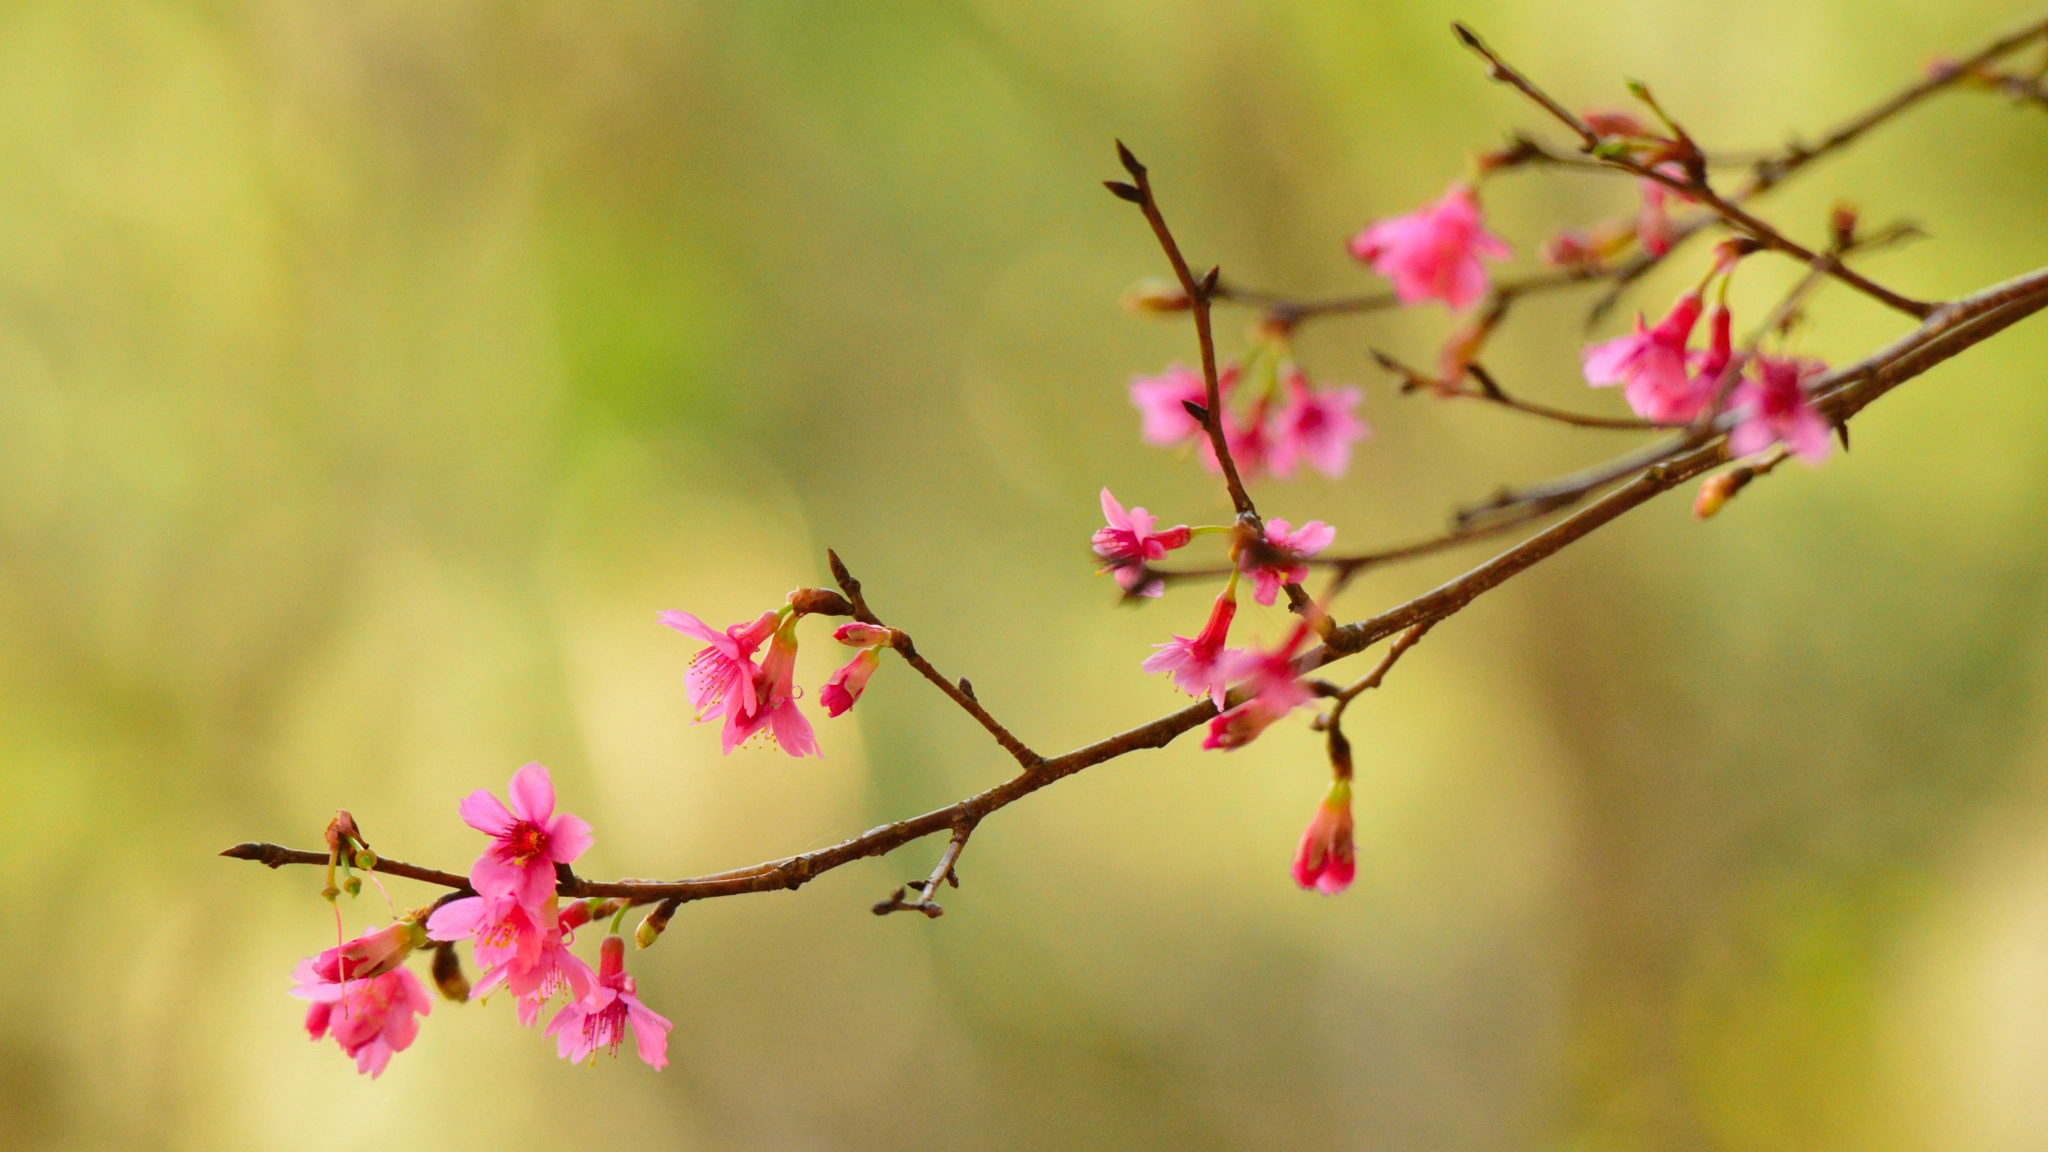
[504,821,551,863]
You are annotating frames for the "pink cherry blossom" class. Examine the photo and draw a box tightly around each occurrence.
[723,617,818,756]
[821,648,881,717]
[1141,584,1241,708]
[1348,181,1512,311]
[1092,488,1192,598]
[1266,369,1369,479]
[291,943,433,1078]
[1238,518,1335,607]
[545,935,673,1069]
[1729,355,1833,463]
[1203,625,1315,751]
[1292,780,1356,895]
[335,920,428,981]
[429,894,598,1027]
[1129,363,1212,447]
[459,762,593,913]
[661,609,780,725]
[1201,396,1271,480]
[1582,290,1705,423]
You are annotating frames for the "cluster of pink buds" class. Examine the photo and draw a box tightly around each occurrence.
[1128,360,1368,482]
[291,765,672,1076]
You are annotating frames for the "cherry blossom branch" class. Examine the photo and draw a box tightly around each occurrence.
[1450,23,1938,320]
[226,261,2048,919]
[1105,143,1255,519]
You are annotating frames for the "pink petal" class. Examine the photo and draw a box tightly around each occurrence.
[1098,488,1130,531]
[426,896,485,941]
[1787,410,1835,463]
[1727,418,1773,459]
[506,763,556,825]
[356,1038,394,1079]
[545,812,594,864]
[657,610,723,645]
[1581,333,1642,386]
[770,701,819,758]
[626,999,673,1069]
[459,788,516,837]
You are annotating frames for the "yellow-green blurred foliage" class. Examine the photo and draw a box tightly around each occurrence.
[3,1,2047,1148]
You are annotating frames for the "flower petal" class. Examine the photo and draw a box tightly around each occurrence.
[506,763,556,825]
[459,788,516,837]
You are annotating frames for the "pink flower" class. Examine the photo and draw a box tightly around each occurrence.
[723,617,818,756]
[545,935,673,1069]
[1238,518,1335,607]
[291,944,434,1078]
[429,895,598,1027]
[820,648,881,717]
[1129,363,1212,447]
[1266,369,1369,479]
[661,609,780,724]
[1636,180,1674,256]
[1202,395,1271,480]
[1141,584,1240,708]
[1292,780,1356,895]
[459,762,594,913]
[335,920,428,981]
[1348,181,1512,311]
[1582,290,1705,423]
[1092,488,1192,598]
[1203,625,1315,751]
[1728,355,1833,463]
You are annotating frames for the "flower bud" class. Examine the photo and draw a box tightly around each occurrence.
[1121,277,1191,314]
[430,941,470,1002]
[1582,108,1650,137]
[1693,469,1754,520]
[635,899,678,949]
[833,622,894,648]
[786,587,853,618]
[1829,202,1859,252]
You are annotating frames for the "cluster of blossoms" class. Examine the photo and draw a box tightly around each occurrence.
[1111,124,1843,895]
[660,592,899,755]
[291,766,671,1076]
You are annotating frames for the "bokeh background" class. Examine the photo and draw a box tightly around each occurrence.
[3,1,2047,1148]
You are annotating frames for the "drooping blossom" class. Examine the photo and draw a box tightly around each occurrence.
[335,919,429,981]
[429,894,598,1027]
[661,609,780,726]
[545,935,673,1070]
[291,940,434,1078]
[821,648,882,717]
[459,762,593,913]
[1203,625,1315,751]
[1129,363,1214,447]
[1238,518,1335,607]
[1141,581,1241,708]
[1728,355,1833,463]
[1582,290,1705,423]
[1092,488,1193,598]
[723,615,818,756]
[1348,181,1512,311]
[1266,369,1369,479]
[1292,780,1356,895]
[833,622,893,648]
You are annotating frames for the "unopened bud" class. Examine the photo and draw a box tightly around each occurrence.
[431,941,470,1002]
[337,919,428,980]
[1693,469,1754,520]
[634,899,679,949]
[833,622,894,648]
[1829,202,1858,251]
[1121,277,1191,314]
[1582,108,1650,137]
[787,587,853,618]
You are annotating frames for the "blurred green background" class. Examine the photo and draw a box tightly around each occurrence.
[3,1,2047,1148]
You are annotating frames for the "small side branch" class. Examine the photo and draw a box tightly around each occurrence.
[872,819,976,918]
[830,550,1041,769]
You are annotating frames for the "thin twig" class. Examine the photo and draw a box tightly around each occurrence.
[829,550,1041,769]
